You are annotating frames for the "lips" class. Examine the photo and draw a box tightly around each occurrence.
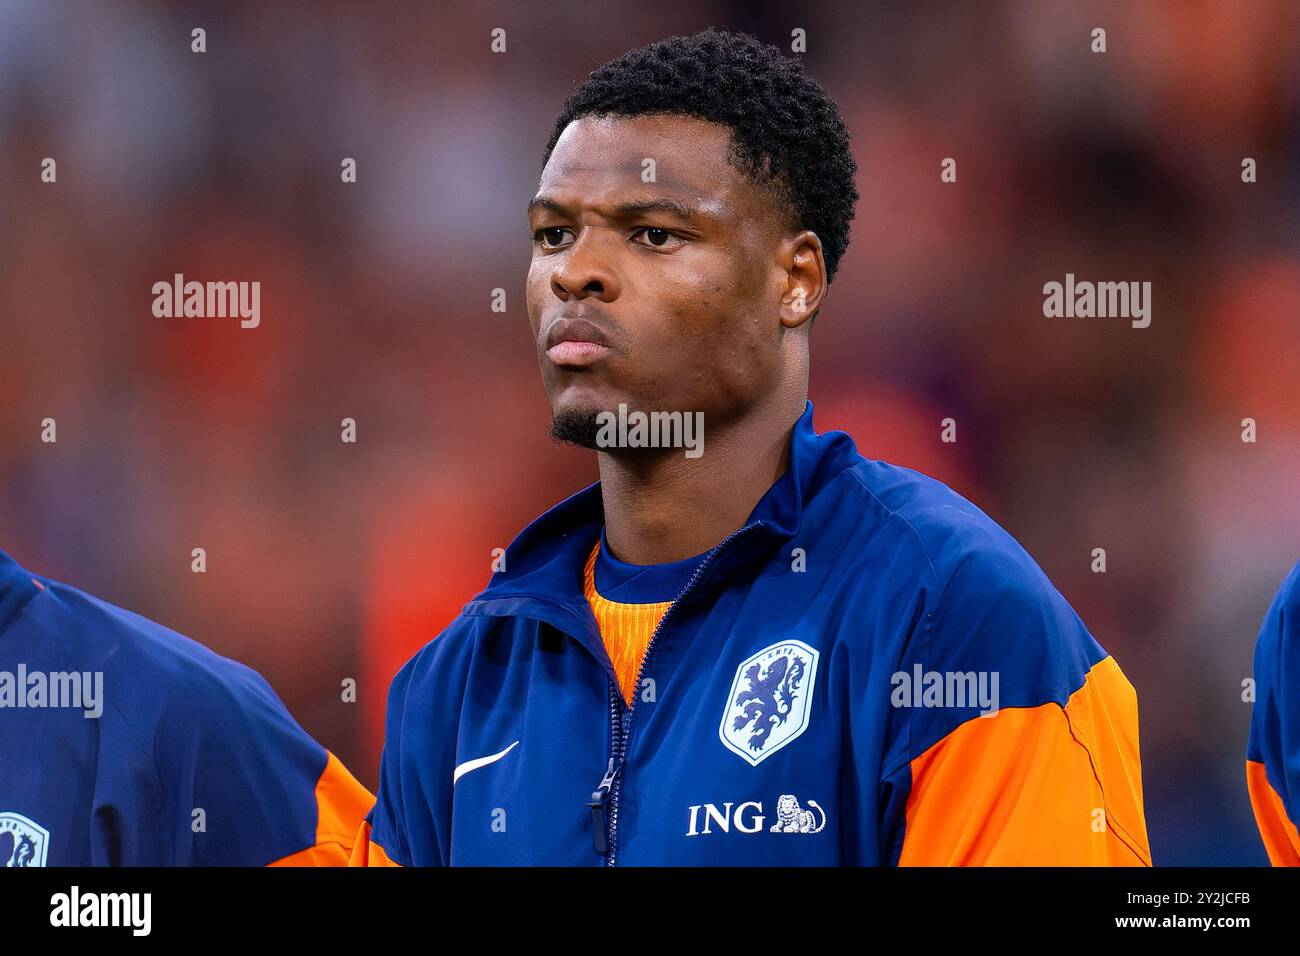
[546,340,610,364]
[542,316,613,367]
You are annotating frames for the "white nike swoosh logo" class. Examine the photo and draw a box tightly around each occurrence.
[453,740,520,786]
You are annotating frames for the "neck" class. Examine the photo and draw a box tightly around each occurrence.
[597,392,804,565]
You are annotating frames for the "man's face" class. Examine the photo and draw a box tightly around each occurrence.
[526,113,793,447]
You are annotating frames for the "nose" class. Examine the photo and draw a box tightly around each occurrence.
[550,227,620,302]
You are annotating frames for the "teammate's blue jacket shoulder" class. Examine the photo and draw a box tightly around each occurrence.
[1247,560,1300,809]
[0,550,333,865]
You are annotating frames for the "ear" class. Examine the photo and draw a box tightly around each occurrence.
[779,230,827,330]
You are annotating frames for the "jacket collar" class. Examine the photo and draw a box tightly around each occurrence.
[461,400,861,648]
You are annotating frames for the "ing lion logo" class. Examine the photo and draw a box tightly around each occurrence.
[769,794,826,834]
[719,639,820,766]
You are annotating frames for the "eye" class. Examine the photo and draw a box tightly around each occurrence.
[632,227,685,250]
[533,227,572,249]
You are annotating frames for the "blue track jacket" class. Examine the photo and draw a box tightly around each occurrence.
[354,402,1149,866]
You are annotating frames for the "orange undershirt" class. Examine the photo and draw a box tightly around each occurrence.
[582,542,672,706]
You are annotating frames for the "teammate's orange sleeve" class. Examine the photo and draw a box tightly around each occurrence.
[1246,760,1300,866]
[268,752,375,866]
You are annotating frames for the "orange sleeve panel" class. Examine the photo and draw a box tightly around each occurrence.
[269,751,376,867]
[1246,759,1300,866]
[348,820,404,867]
[898,655,1150,866]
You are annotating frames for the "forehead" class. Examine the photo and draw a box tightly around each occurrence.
[536,114,770,222]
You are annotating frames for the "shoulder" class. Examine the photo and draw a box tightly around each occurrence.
[64,583,286,709]
[0,555,334,863]
[383,613,486,734]
[9,563,322,773]
[1255,561,1300,663]
[1249,562,1300,786]
[830,461,1108,699]
[1252,561,1300,706]
[838,458,1080,617]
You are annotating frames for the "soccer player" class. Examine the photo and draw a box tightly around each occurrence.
[353,27,1149,866]
[1246,560,1300,865]
[0,548,372,866]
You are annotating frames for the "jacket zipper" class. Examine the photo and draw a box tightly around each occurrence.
[586,687,623,857]
[592,521,763,866]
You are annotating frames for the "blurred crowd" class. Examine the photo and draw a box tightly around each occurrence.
[1,0,1296,863]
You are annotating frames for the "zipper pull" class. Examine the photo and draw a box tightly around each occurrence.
[587,756,621,856]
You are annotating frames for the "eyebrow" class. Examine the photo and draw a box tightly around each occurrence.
[525,195,710,223]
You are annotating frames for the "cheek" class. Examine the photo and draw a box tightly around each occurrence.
[686,276,770,362]
[646,285,770,402]
[524,264,546,334]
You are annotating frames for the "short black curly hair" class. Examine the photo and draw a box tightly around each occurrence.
[541,27,859,284]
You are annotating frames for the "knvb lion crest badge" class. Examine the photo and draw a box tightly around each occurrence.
[0,812,49,867]
[719,639,819,766]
